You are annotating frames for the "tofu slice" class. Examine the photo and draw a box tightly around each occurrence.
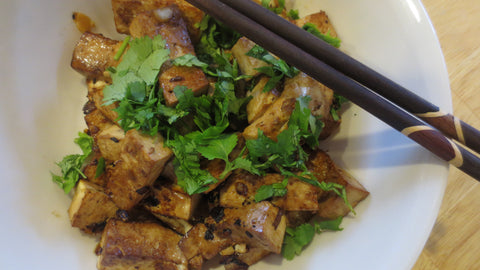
[144,184,200,220]
[82,150,108,187]
[142,184,200,234]
[68,180,118,234]
[221,246,271,270]
[283,72,339,139]
[246,76,281,123]
[242,95,296,140]
[97,219,188,270]
[87,79,119,124]
[316,167,370,219]
[294,11,338,37]
[111,0,204,42]
[217,201,286,254]
[128,9,195,58]
[219,171,280,208]
[158,65,209,107]
[219,171,320,211]
[106,129,173,210]
[231,37,269,78]
[83,100,112,139]
[96,124,126,161]
[178,220,234,269]
[71,32,121,79]
[307,150,369,219]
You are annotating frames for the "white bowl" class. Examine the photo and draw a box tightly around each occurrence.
[0,0,450,269]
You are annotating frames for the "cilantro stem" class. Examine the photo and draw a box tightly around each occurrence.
[114,36,131,61]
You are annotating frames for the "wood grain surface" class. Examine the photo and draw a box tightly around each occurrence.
[413,0,480,269]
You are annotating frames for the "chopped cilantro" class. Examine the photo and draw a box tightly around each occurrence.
[246,45,299,92]
[245,96,323,173]
[302,23,341,48]
[287,9,300,20]
[51,132,93,193]
[282,217,344,260]
[331,94,349,121]
[95,157,106,178]
[254,178,289,202]
[196,15,242,63]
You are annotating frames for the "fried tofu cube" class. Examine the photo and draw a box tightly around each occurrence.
[159,65,209,107]
[220,171,320,211]
[68,180,118,234]
[317,167,369,219]
[246,76,281,123]
[231,37,269,78]
[97,219,188,270]
[128,9,195,58]
[106,130,173,210]
[217,202,286,254]
[87,79,119,124]
[83,100,112,139]
[242,96,296,140]
[219,172,281,208]
[145,185,199,220]
[111,0,204,42]
[307,150,369,219]
[283,72,339,139]
[82,149,108,187]
[178,221,234,269]
[221,246,271,270]
[294,11,338,37]
[71,32,121,79]
[96,124,126,161]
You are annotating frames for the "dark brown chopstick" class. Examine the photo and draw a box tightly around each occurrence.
[185,0,480,181]
[220,0,480,155]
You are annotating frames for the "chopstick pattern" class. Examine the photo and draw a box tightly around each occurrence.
[185,0,480,180]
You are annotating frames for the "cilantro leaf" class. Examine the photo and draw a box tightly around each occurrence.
[52,132,93,193]
[196,15,242,63]
[246,45,299,92]
[282,223,316,260]
[282,217,344,260]
[254,178,289,202]
[331,94,349,121]
[302,23,341,48]
[196,132,238,161]
[167,134,218,195]
[287,9,300,20]
[172,54,209,69]
[315,216,344,232]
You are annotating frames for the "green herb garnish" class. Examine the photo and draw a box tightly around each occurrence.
[246,45,299,92]
[51,132,93,193]
[302,23,341,48]
[254,178,289,202]
[282,217,344,260]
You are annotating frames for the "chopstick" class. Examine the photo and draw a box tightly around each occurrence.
[185,0,480,180]
[220,0,480,155]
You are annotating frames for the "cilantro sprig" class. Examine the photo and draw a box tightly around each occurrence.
[254,178,288,202]
[51,132,93,193]
[282,217,344,260]
[246,45,299,92]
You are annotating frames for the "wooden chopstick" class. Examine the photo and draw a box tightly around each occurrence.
[185,0,480,180]
[220,0,480,155]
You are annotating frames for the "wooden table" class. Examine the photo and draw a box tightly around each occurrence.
[413,0,480,269]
